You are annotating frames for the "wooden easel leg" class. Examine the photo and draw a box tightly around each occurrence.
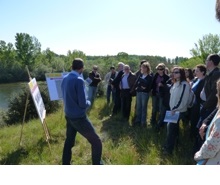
[42,119,52,154]
[19,92,29,147]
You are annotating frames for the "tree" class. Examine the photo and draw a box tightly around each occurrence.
[0,41,19,82]
[190,33,220,62]
[44,48,56,64]
[0,41,16,63]
[64,50,86,71]
[179,57,203,69]
[117,52,129,62]
[15,33,41,69]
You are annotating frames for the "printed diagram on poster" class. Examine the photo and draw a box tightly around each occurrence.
[45,72,69,101]
[28,78,46,124]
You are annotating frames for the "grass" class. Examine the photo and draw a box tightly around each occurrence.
[0,96,196,165]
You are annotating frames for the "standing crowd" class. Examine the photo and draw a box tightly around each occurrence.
[61,54,220,165]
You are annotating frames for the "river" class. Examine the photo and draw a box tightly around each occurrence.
[0,83,26,111]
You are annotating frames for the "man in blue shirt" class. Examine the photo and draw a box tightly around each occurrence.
[61,58,102,165]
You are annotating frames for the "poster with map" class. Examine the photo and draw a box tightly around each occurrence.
[45,72,69,101]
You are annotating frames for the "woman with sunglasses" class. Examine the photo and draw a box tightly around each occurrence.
[163,66,190,155]
[150,63,169,128]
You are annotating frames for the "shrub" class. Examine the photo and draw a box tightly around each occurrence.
[3,82,61,125]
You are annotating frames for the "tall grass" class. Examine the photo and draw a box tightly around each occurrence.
[0,96,195,165]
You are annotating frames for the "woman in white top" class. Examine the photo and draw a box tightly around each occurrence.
[195,79,220,165]
[163,66,190,155]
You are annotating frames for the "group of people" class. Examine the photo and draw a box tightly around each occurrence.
[60,53,220,165]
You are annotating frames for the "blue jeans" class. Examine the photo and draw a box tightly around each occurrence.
[157,104,169,128]
[135,92,149,125]
[164,111,188,153]
[62,116,102,165]
[88,86,98,106]
[151,94,163,125]
[106,85,115,104]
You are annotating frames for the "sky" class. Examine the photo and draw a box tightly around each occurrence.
[0,0,220,59]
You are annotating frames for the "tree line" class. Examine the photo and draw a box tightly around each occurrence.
[0,33,220,83]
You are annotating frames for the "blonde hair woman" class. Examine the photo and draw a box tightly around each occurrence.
[133,62,153,127]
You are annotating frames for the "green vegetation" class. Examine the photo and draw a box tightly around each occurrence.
[0,33,189,84]
[1,32,218,165]
[1,32,220,84]
[0,97,195,165]
[1,82,61,125]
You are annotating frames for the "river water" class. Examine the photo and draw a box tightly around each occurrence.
[0,83,26,111]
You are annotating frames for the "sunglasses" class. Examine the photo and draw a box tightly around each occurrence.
[172,71,180,74]
[157,68,164,71]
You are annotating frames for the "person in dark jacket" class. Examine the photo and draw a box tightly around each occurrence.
[133,62,153,127]
[189,65,206,154]
[120,64,136,121]
[132,60,148,125]
[150,63,169,127]
[111,62,124,116]
[155,74,173,132]
[197,54,220,151]
[87,65,102,107]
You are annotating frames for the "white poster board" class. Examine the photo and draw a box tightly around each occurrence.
[45,72,69,101]
[28,78,46,124]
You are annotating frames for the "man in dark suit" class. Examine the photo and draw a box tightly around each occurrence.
[197,54,220,151]
[111,62,124,116]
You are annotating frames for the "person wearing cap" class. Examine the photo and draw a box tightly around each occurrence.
[104,66,118,104]
[87,65,102,107]
[61,58,103,165]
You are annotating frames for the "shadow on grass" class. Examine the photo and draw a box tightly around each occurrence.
[100,115,130,145]
[0,147,28,165]
[35,138,48,156]
[97,102,114,120]
[101,116,195,165]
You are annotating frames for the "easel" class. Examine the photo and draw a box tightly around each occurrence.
[19,66,52,154]
[41,110,52,154]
